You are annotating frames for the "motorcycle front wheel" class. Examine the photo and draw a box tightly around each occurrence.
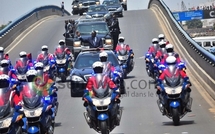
[100,121,109,134]
[172,108,180,126]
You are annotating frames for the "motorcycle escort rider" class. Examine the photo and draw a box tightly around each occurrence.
[82,61,120,103]
[14,51,33,70]
[54,40,73,71]
[155,56,192,115]
[158,34,169,44]
[99,51,125,93]
[37,45,56,80]
[0,59,17,79]
[82,61,121,125]
[115,37,134,56]
[147,38,160,55]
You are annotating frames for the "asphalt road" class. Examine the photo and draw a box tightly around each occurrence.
[5,9,215,134]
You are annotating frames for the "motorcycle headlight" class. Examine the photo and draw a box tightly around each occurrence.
[1,117,12,128]
[74,41,81,47]
[17,74,26,80]
[105,39,112,45]
[73,5,77,8]
[24,107,43,117]
[71,75,84,82]
[123,0,127,2]
[79,4,82,7]
[118,55,128,60]
[56,58,66,64]
[86,15,92,19]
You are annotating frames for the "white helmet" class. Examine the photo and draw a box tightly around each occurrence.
[0,74,9,80]
[34,62,44,70]
[166,56,176,64]
[118,37,125,43]
[99,51,108,58]
[92,61,103,68]
[0,60,9,65]
[92,61,103,73]
[158,34,165,40]
[152,38,159,44]
[41,45,48,51]
[59,40,65,45]
[0,47,4,52]
[165,44,174,53]
[19,51,27,57]
[26,70,37,76]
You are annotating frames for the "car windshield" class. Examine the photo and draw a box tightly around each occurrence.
[80,0,96,2]
[77,23,109,34]
[88,6,108,12]
[74,52,119,69]
[103,0,120,6]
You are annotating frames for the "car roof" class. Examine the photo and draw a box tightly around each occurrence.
[79,48,113,55]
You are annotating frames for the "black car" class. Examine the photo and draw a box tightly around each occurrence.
[74,0,100,15]
[86,5,110,19]
[70,49,125,97]
[102,0,123,17]
[71,0,80,15]
[65,19,113,59]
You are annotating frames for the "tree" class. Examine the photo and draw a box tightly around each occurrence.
[186,19,203,29]
[0,21,12,31]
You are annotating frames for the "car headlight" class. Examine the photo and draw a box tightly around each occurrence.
[123,0,127,2]
[79,4,82,7]
[56,58,66,64]
[105,39,112,45]
[71,75,84,82]
[73,5,77,8]
[74,41,81,47]
[96,2,100,5]
[86,15,92,19]
[0,117,12,128]
[24,107,43,117]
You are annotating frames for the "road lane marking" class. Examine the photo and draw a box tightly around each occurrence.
[151,6,215,109]
[5,16,57,53]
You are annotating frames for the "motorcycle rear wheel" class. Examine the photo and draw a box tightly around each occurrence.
[172,108,180,126]
[100,121,109,134]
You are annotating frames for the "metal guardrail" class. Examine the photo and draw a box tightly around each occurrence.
[148,0,215,77]
[0,5,70,37]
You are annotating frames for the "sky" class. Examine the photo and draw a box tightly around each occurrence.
[0,0,213,25]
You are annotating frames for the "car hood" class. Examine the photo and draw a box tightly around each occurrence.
[87,11,108,16]
[79,34,109,39]
[106,5,121,9]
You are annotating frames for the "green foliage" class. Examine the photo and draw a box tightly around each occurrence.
[186,19,203,29]
[0,21,12,31]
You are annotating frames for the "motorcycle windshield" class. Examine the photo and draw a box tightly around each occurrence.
[22,82,42,108]
[17,66,28,75]
[39,59,49,66]
[164,75,181,87]
[92,74,110,98]
[56,52,66,60]
[0,87,11,117]
[118,49,127,56]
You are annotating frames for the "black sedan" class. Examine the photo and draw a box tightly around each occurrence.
[86,5,110,19]
[70,49,125,97]
[102,0,123,17]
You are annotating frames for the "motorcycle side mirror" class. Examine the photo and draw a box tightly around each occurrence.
[11,69,16,73]
[50,60,55,64]
[33,61,37,65]
[113,50,117,54]
[129,49,133,53]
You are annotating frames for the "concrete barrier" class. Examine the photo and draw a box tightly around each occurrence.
[0,5,71,48]
[148,0,215,99]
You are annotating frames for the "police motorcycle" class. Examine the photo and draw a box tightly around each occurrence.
[156,58,192,126]
[55,50,70,82]
[115,46,134,79]
[19,81,55,134]
[145,53,158,80]
[102,62,125,94]
[83,74,122,134]
[0,74,24,134]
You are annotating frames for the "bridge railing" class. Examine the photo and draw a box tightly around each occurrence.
[0,5,70,48]
[148,0,215,98]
